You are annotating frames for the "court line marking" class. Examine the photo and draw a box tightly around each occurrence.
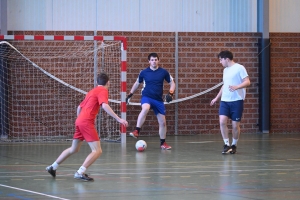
[0,184,69,200]
[186,141,214,144]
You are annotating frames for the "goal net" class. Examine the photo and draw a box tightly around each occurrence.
[0,36,126,143]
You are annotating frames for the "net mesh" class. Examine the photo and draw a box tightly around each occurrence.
[0,40,122,142]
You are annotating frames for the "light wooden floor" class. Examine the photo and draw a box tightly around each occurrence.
[0,134,300,200]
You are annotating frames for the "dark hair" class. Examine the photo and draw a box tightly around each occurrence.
[97,73,109,85]
[148,53,159,61]
[218,50,233,60]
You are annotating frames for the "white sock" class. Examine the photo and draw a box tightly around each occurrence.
[51,162,59,170]
[77,166,86,175]
[223,138,230,146]
[232,138,238,146]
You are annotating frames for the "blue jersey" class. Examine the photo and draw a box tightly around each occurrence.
[138,67,172,102]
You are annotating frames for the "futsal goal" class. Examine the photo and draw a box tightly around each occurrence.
[0,35,127,143]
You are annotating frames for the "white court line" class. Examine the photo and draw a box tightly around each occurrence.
[0,184,69,200]
[186,141,214,144]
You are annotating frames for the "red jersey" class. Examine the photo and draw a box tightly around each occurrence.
[76,86,108,123]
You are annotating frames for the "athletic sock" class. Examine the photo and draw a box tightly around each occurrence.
[51,162,59,170]
[232,138,238,146]
[77,166,86,175]
[160,139,165,146]
[223,138,230,146]
[136,127,141,133]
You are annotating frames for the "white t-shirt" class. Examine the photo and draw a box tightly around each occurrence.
[221,63,249,102]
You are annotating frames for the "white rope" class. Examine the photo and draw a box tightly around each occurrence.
[126,82,223,106]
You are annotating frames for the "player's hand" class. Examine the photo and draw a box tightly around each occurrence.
[210,98,217,106]
[126,93,133,104]
[165,92,174,103]
[119,119,128,127]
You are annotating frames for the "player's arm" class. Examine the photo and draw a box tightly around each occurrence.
[229,76,250,91]
[102,103,128,127]
[169,79,175,94]
[165,78,176,103]
[210,86,223,106]
[126,79,140,104]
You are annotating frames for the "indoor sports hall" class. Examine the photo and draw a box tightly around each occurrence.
[0,1,299,200]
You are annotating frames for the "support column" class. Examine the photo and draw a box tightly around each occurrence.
[257,0,270,133]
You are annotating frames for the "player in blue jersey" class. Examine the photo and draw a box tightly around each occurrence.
[126,53,175,150]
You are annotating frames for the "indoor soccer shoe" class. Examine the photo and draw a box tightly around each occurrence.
[230,145,237,154]
[161,142,172,150]
[222,145,232,154]
[74,172,94,182]
[129,130,139,139]
[46,166,56,177]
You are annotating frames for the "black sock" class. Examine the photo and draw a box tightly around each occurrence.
[160,139,165,146]
[136,127,141,133]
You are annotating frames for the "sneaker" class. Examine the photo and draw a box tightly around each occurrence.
[46,166,56,177]
[74,172,94,182]
[222,145,232,154]
[129,130,139,139]
[230,145,237,154]
[161,142,172,150]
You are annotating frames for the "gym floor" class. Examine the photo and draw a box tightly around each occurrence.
[0,134,300,200]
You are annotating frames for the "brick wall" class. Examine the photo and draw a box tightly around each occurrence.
[269,33,300,133]
[6,30,299,136]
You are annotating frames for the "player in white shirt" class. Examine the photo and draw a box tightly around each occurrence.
[210,50,250,154]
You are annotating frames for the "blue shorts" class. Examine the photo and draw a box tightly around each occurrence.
[219,100,244,122]
[141,96,166,115]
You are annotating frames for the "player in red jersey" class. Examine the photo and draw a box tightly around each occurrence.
[46,73,128,181]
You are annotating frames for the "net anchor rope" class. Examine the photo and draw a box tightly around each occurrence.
[125,82,223,106]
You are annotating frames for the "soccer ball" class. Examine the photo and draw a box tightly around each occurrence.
[135,140,147,152]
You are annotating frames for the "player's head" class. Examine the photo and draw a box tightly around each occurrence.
[148,53,159,61]
[97,73,109,86]
[218,50,233,68]
[218,50,233,60]
[148,53,159,69]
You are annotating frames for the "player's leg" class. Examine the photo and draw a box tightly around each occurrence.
[156,113,171,150]
[230,100,244,154]
[153,100,171,150]
[219,101,232,154]
[46,139,83,177]
[130,97,151,138]
[74,123,101,181]
[231,121,240,154]
[81,141,102,168]
[219,115,229,141]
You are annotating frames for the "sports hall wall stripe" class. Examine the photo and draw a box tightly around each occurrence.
[1,35,127,143]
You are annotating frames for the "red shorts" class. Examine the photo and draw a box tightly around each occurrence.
[73,121,100,142]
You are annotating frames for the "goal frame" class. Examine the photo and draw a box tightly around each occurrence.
[0,35,127,144]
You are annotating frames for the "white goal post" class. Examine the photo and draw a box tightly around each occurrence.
[0,35,127,144]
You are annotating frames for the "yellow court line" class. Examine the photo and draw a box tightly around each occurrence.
[238,174,249,176]
[276,173,286,175]
[180,176,191,178]
[160,176,171,178]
